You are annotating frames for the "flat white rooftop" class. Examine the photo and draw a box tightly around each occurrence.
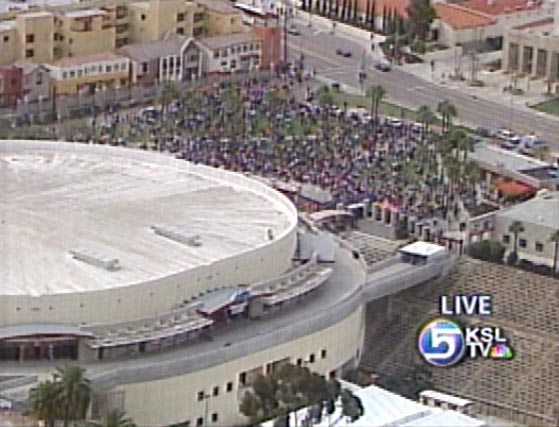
[0,143,293,296]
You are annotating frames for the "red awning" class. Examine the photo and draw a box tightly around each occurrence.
[495,180,535,197]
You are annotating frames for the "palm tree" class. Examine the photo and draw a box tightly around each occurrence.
[89,409,136,427]
[157,81,176,117]
[366,84,385,138]
[508,221,525,257]
[54,365,92,427]
[28,381,60,427]
[416,105,435,141]
[549,229,559,275]
[436,100,457,133]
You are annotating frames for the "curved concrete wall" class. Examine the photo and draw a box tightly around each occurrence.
[0,141,298,326]
[105,306,365,427]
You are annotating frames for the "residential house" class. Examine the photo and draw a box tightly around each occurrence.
[119,35,201,85]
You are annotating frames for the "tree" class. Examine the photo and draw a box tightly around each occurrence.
[370,0,377,31]
[366,84,385,138]
[549,229,559,275]
[436,100,457,133]
[468,240,505,263]
[54,365,92,427]
[316,86,335,107]
[340,389,363,422]
[416,105,435,141]
[157,82,176,116]
[508,220,525,258]
[28,381,60,427]
[405,0,435,41]
[89,409,136,427]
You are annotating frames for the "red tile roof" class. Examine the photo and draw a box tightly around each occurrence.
[434,3,495,29]
[460,0,541,15]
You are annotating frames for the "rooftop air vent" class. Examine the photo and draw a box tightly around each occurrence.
[151,225,202,246]
[69,249,121,271]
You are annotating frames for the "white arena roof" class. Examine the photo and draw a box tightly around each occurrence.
[0,141,294,297]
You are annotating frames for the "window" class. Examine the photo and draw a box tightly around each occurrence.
[309,353,315,363]
[177,13,185,22]
[69,70,76,78]
[519,238,527,248]
[213,51,219,59]
[221,49,227,57]
[211,413,218,423]
[196,417,203,427]
[190,54,197,62]
[36,72,42,85]
[25,49,34,58]
[26,34,35,43]
[239,372,247,386]
[177,27,184,35]
[142,62,148,73]
[296,358,302,366]
[77,69,83,77]
[321,349,327,359]
[212,386,219,397]
[162,58,168,69]
[502,234,510,244]
[62,71,68,79]
[3,35,9,42]
[226,382,233,392]
[230,18,235,24]
[106,65,112,73]
[230,59,236,69]
[535,242,544,252]
[141,14,146,21]
[197,391,204,401]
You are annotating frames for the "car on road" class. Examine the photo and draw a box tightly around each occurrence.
[374,61,391,72]
[475,126,491,137]
[287,26,300,36]
[335,49,352,58]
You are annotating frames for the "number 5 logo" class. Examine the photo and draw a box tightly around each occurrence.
[418,318,465,367]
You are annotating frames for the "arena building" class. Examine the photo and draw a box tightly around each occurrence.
[0,140,372,427]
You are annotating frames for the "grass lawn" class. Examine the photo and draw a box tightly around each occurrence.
[531,97,559,116]
[330,89,476,133]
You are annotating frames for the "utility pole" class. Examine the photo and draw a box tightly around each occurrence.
[283,1,289,70]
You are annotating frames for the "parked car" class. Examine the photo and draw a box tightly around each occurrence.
[475,126,491,137]
[287,26,300,36]
[496,128,516,141]
[374,60,391,72]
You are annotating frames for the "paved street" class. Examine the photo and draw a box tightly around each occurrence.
[287,18,559,150]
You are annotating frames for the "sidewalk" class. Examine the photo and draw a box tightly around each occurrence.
[400,48,558,121]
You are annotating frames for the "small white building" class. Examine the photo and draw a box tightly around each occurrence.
[197,32,262,74]
[398,241,448,265]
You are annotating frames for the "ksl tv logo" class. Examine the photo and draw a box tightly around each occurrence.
[417,295,515,367]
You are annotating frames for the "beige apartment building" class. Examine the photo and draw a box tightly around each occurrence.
[55,9,116,59]
[0,0,206,66]
[128,0,205,43]
[197,0,245,36]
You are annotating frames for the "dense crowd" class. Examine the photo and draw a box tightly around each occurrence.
[79,77,476,223]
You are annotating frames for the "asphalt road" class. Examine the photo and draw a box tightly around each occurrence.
[287,21,559,150]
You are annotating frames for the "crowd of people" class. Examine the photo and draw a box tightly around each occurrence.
[73,77,478,226]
